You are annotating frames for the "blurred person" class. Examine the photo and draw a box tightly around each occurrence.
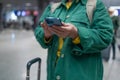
[34,0,113,80]
[32,15,38,30]
[108,7,120,60]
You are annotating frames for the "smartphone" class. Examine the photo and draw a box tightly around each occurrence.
[45,17,62,27]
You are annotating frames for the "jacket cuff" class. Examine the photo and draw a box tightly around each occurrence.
[44,37,52,43]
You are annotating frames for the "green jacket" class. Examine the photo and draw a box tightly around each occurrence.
[34,0,113,80]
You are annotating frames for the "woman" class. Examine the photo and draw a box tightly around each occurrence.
[35,0,113,80]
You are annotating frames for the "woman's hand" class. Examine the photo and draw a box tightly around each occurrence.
[48,23,78,39]
[40,21,53,39]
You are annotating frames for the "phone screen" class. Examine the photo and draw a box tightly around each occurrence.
[45,17,62,27]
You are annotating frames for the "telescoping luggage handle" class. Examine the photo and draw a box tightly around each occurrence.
[26,57,41,80]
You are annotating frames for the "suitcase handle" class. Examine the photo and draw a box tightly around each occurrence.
[26,57,41,80]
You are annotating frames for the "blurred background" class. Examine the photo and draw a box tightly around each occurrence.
[0,0,120,80]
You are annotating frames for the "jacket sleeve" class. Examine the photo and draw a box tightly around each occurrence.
[72,0,113,55]
[34,5,52,49]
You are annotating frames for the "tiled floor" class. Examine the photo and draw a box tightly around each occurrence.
[0,29,120,80]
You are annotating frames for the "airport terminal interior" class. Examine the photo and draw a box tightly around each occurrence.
[0,0,120,80]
